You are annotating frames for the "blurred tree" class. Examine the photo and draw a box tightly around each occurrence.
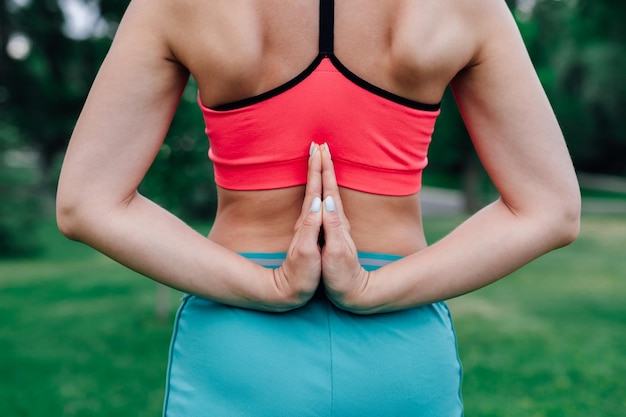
[428,0,626,214]
[525,0,626,175]
[0,119,43,257]
[1,0,215,221]
[4,0,81,168]
[0,0,214,259]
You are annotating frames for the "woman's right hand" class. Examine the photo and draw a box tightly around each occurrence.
[270,143,324,308]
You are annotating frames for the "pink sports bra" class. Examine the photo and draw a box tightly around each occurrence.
[199,0,440,196]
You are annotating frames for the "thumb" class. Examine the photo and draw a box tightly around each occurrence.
[296,196,323,249]
[322,196,344,251]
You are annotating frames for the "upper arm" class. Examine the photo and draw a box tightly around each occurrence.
[451,0,579,215]
[58,0,190,209]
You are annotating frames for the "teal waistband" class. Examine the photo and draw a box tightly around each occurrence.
[239,251,403,271]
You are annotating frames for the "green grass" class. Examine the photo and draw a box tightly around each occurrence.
[428,215,626,417]
[0,222,182,417]
[1,215,625,416]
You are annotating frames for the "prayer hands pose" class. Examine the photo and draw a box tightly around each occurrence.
[276,143,369,312]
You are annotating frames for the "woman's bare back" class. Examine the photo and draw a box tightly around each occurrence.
[159,0,478,254]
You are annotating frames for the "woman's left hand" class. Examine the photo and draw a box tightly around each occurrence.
[317,144,371,313]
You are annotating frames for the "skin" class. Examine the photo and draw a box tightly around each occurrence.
[56,0,581,313]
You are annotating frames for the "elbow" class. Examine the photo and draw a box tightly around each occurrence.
[512,186,581,250]
[555,205,580,247]
[56,183,135,242]
[56,172,82,240]
[547,191,581,248]
[56,199,81,241]
[56,188,92,242]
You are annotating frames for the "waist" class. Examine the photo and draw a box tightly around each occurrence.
[208,186,428,255]
[240,251,404,270]
[240,251,405,301]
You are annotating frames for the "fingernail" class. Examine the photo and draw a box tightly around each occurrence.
[309,142,318,157]
[323,142,331,159]
[310,197,322,213]
[324,196,336,212]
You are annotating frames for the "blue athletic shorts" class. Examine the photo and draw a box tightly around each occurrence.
[163,252,463,416]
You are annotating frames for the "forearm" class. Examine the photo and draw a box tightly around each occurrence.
[57,193,296,312]
[353,198,579,314]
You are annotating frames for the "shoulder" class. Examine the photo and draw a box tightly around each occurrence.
[97,0,190,89]
[455,0,525,67]
[399,0,520,81]
[113,0,202,61]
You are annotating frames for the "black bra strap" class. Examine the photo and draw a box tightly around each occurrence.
[319,0,334,54]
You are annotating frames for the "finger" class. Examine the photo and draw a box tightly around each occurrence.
[293,142,323,251]
[294,142,322,231]
[322,195,355,255]
[301,142,322,213]
[320,143,349,225]
[320,143,339,201]
[307,142,322,196]
[292,197,323,255]
[321,195,342,251]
